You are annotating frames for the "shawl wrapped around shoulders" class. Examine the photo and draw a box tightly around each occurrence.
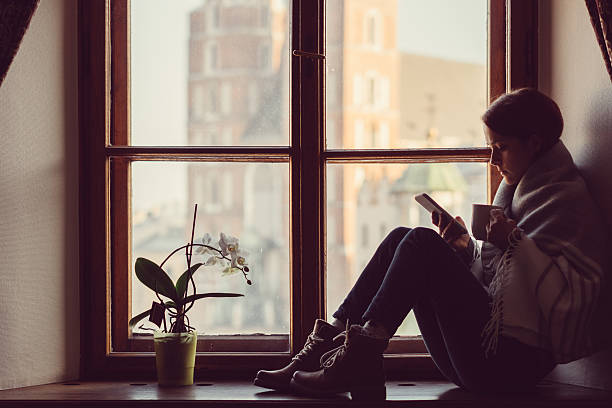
[479,140,607,363]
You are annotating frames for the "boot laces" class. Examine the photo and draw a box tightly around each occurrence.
[292,332,326,363]
[321,321,351,369]
[321,342,346,369]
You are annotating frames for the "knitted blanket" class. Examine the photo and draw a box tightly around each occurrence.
[481,141,607,363]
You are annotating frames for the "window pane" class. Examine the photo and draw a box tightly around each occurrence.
[130,0,289,146]
[326,0,487,149]
[326,162,487,336]
[131,161,290,336]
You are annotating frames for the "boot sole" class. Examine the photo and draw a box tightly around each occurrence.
[289,378,386,401]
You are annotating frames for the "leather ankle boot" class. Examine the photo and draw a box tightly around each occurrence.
[290,324,389,400]
[253,319,343,391]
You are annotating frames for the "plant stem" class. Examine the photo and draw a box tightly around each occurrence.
[174,204,199,333]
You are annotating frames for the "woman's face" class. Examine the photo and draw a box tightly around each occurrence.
[484,125,542,186]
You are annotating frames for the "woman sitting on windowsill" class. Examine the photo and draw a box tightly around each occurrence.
[254,88,608,399]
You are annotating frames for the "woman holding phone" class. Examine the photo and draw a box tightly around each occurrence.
[254,88,607,399]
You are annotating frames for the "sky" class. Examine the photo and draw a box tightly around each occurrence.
[131,0,202,211]
[397,0,486,64]
[130,0,487,211]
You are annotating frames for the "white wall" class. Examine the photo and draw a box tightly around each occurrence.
[539,0,612,391]
[0,0,79,390]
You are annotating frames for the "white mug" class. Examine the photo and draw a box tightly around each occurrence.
[471,204,503,241]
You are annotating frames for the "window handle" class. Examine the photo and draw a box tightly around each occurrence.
[292,49,325,60]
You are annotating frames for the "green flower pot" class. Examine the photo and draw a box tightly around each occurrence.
[154,331,197,386]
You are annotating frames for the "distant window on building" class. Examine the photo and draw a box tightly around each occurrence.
[353,74,363,106]
[261,6,269,26]
[354,119,365,148]
[207,43,218,71]
[190,41,201,74]
[367,76,376,106]
[193,85,204,119]
[212,5,220,29]
[248,82,258,115]
[259,44,270,69]
[369,122,377,147]
[209,87,218,114]
[364,10,382,47]
[221,82,232,114]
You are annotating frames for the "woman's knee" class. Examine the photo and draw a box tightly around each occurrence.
[383,226,411,247]
[399,227,444,250]
[386,226,439,243]
[410,226,441,239]
[388,226,411,238]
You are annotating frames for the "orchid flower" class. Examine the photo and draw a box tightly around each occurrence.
[195,233,214,255]
[219,232,239,256]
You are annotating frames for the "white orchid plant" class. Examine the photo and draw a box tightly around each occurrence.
[197,232,249,275]
[129,205,251,334]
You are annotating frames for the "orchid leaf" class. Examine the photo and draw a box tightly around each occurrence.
[135,257,178,301]
[177,292,243,307]
[175,263,203,300]
[129,309,151,329]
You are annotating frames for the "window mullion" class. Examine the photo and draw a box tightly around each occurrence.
[291,0,325,352]
[488,0,507,201]
[110,0,130,354]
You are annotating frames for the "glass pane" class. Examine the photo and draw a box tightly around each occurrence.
[131,161,290,336]
[326,0,487,149]
[326,162,487,336]
[130,0,290,146]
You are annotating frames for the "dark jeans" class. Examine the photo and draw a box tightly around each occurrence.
[332,227,556,393]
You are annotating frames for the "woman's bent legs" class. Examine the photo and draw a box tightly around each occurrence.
[331,226,554,392]
[332,226,413,326]
[332,227,480,385]
[333,226,478,335]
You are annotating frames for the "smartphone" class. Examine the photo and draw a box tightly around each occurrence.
[414,193,468,235]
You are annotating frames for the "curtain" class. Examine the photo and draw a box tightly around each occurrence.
[0,0,39,87]
[586,0,612,83]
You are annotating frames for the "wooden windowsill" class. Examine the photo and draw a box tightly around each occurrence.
[0,380,610,407]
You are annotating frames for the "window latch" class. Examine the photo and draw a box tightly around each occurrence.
[292,49,325,60]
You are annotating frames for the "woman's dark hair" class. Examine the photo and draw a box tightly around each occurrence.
[482,88,563,149]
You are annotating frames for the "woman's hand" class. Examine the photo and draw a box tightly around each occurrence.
[486,209,517,251]
[432,212,471,251]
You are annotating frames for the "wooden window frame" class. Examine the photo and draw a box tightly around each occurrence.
[78,0,537,379]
